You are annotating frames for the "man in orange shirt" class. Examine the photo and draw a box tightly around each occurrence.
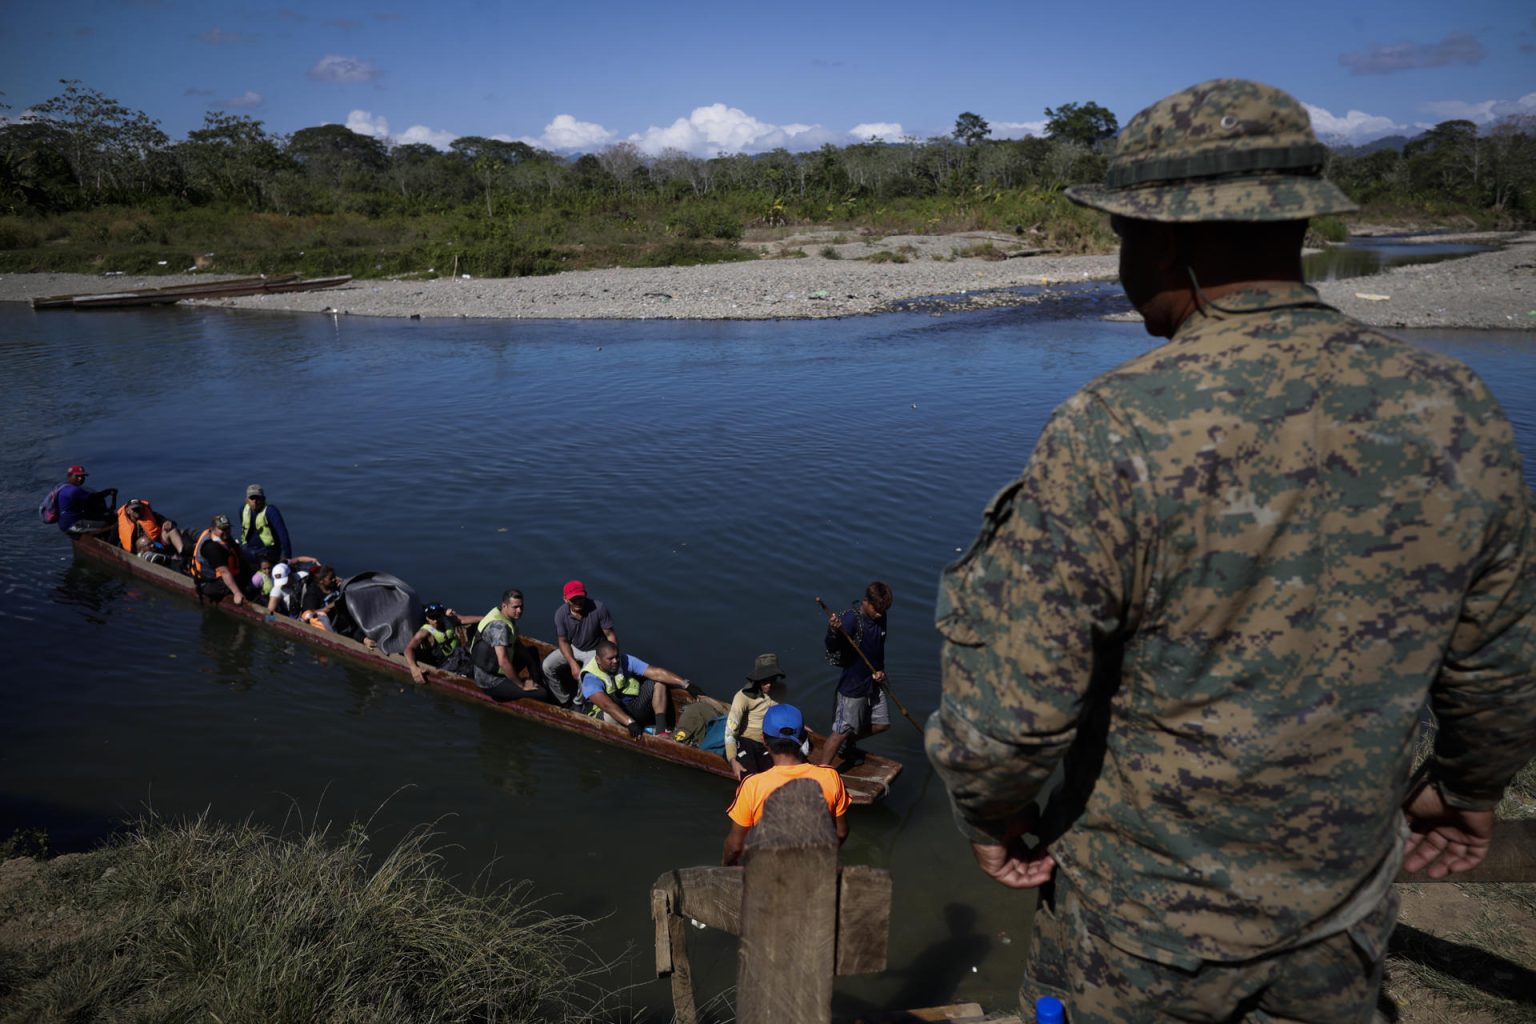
[722,704,850,865]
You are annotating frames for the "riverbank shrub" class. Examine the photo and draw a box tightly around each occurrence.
[0,813,609,1023]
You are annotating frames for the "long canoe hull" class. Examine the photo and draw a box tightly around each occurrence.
[68,534,902,803]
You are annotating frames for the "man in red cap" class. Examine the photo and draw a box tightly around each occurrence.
[55,464,117,533]
[542,579,618,706]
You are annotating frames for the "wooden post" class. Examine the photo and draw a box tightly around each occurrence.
[738,779,840,1024]
[649,780,891,1024]
[651,878,699,1024]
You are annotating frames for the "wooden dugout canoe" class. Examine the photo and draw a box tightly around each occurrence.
[67,532,903,804]
[32,274,352,310]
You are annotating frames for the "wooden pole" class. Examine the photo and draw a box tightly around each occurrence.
[817,596,925,735]
[737,779,839,1024]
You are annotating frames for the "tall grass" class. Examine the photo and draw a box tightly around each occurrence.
[0,813,612,1024]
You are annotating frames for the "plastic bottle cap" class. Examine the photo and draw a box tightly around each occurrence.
[1035,996,1065,1024]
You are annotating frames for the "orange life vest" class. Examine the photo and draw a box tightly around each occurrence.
[191,528,239,582]
[117,501,163,553]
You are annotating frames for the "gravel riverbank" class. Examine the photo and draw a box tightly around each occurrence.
[3,229,1532,330]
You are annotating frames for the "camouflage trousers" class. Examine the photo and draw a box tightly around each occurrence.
[1022,873,1398,1023]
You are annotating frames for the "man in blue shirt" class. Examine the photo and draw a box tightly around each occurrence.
[239,483,292,564]
[580,640,695,736]
[55,464,116,532]
[816,580,893,768]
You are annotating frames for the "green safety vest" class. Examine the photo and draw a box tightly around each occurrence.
[241,504,274,548]
[582,658,641,700]
[471,606,518,677]
[422,621,459,655]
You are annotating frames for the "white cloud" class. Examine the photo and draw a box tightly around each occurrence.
[222,90,263,110]
[849,122,903,141]
[1421,92,1536,125]
[622,103,844,157]
[309,54,379,82]
[396,123,457,149]
[1303,102,1416,145]
[345,109,456,150]
[542,114,615,150]
[989,120,1047,140]
[346,109,390,139]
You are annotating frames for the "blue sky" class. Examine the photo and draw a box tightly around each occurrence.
[2,0,1532,155]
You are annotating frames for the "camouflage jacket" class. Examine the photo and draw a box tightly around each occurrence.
[926,283,1536,961]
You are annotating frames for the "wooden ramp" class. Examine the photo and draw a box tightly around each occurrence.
[32,274,352,310]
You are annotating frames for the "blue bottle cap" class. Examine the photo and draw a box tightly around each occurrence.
[1035,995,1065,1024]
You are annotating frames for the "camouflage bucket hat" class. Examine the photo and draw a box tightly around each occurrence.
[1065,79,1358,223]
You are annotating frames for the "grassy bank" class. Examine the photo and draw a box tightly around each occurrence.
[0,190,1114,279]
[0,815,611,1024]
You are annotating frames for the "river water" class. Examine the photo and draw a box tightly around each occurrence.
[1,279,1533,1019]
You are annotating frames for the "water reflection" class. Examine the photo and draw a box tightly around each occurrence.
[1304,237,1489,283]
[52,563,128,620]
[197,614,257,692]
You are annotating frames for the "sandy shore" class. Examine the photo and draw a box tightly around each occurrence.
[3,229,1532,330]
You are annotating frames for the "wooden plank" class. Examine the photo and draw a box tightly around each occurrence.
[673,866,743,934]
[835,863,891,975]
[667,910,698,1024]
[738,780,839,1024]
[648,876,699,1024]
[1396,819,1536,883]
[651,881,674,975]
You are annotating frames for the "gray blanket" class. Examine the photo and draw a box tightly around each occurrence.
[339,571,422,655]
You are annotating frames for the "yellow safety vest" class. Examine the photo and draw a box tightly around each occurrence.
[582,658,641,699]
[241,504,274,548]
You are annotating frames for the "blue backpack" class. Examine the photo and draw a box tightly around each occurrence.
[38,483,65,524]
[699,714,729,755]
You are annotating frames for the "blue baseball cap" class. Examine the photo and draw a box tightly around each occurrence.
[762,704,803,740]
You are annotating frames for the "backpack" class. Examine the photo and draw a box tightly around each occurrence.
[38,483,65,524]
[699,714,730,755]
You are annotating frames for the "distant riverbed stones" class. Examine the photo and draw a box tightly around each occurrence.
[3,230,1531,331]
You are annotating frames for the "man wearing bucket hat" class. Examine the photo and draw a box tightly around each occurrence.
[722,704,850,866]
[926,79,1536,1021]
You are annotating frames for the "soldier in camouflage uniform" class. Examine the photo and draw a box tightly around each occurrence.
[925,79,1536,1023]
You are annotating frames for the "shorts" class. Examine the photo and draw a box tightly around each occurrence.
[1023,872,1396,1024]
[199,576,233,600]
[831,689,888,736]
[618,678,658,722]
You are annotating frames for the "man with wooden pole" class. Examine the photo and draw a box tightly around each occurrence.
[926,78,1536,1023]
[815,581,897,767]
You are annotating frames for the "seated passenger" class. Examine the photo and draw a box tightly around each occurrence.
[725,654,785,779]
[265,562,295,616]
[469,589,552,702]
[55,464,117,533]
[580,640,697,736]
[116,498,187,565]
[266,557,324,618]
[405,602,480,683]
[292,565,342,630]
[190,514,244,605]
[239,484,292,565]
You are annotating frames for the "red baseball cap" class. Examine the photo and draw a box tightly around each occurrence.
[563,580,587,600]
[67,464,87,477]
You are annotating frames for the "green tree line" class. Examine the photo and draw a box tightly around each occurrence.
[1,80,1530,279]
